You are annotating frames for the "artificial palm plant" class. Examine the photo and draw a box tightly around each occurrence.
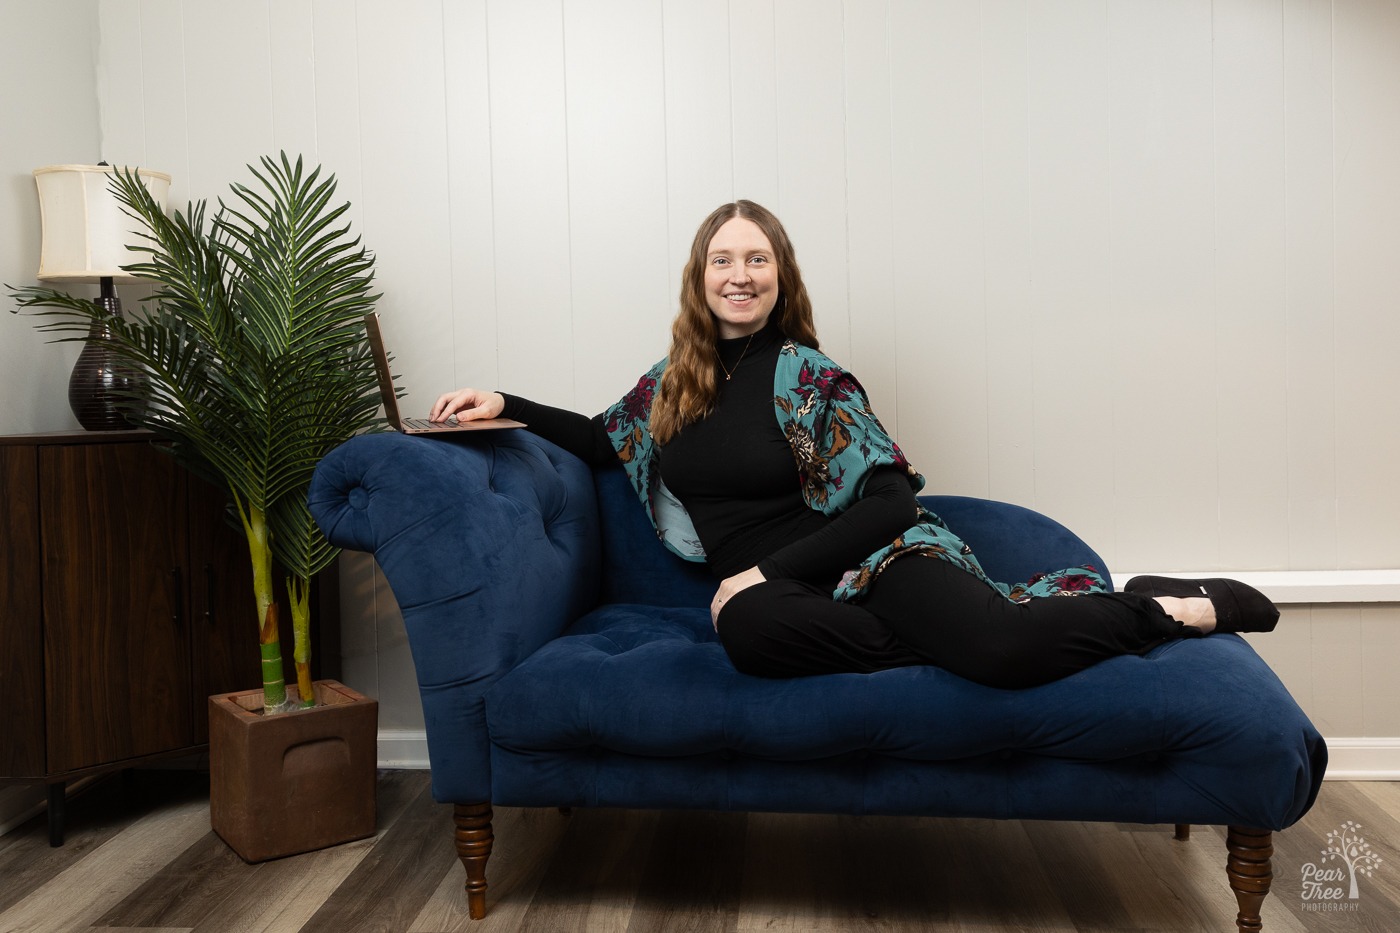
[10,153,383,714]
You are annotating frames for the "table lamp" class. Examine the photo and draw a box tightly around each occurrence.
[34,163,172,430]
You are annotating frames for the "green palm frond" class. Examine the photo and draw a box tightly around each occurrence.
[9,153,386,708]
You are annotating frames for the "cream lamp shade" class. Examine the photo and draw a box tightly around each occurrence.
[34,164,172,282]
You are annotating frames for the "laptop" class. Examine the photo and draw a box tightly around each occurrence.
[364,312,525,434]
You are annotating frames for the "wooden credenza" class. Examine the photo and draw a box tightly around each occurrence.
[0,431,338,843]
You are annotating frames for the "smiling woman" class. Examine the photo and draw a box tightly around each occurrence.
[428,200,1282,692]
[704,217,780,339]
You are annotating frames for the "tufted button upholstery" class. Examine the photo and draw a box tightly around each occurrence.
[484,602,1323,828]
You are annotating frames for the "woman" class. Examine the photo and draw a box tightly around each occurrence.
[431,200,1278,688]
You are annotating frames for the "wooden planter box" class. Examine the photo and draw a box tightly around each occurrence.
[209,679,378,862]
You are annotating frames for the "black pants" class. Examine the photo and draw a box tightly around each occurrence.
[715,556,1190,689]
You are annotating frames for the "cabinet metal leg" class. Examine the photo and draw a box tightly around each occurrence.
[47,782,66,847]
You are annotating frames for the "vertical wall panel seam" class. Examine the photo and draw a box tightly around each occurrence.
[978,0,993,498]
[1328,0,1339,568]
[138,0,149,166]
[560,0,577,408]
[885,0,898,438]
[484,0,501,383]
[660,0,672,288]
[1210,0,1223,560]
[1104,0,1117,560]
[1280,0,1295,568]
[309,1,320,158]
[841,0,852,359]
[352,0,366,253]
[179,4,190,205]
[481,0,504,383]
[91,0,104,161]
[1105,0,1116,516]
[178,3,191,208]
[772,0,781,214]
[266,0,275,152]
[1024,0,1036,508]
[728,0,736,199]
[438,0,458,382]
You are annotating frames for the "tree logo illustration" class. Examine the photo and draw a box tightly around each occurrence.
[1313,821,1383,900]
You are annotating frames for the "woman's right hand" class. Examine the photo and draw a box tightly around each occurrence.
[430,388,506,423]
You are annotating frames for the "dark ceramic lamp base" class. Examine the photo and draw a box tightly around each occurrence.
[69,277,139,431]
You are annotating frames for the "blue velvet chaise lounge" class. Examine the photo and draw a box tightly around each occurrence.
[309,430,1326,930]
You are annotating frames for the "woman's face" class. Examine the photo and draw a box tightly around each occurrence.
[703,217,779,339]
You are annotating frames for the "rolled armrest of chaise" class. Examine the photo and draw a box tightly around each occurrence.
[922,494,1113,589]
[309,430,601,802]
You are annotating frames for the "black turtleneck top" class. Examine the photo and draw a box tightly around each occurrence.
[500,321,918,589]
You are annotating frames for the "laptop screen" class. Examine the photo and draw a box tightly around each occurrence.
[363,312,405,430]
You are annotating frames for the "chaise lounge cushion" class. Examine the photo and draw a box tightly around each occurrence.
[485,602,1323,830]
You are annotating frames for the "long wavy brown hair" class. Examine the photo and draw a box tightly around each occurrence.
[650,200,819,445]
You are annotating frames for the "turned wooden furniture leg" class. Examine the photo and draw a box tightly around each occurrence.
[1174,823,1190,841]
[454,803,494,920]
[1226,826,1273,933]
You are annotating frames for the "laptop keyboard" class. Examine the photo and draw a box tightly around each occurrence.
[403,417,454,430]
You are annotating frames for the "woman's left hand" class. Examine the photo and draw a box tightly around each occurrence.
[711,566,767,629]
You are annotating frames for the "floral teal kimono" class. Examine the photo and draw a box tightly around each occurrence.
[601,340,1107,604]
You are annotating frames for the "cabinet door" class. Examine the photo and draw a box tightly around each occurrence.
[0,446,44,776]
[41,444,193,773]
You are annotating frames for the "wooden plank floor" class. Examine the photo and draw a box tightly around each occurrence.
[0,771,1396,932]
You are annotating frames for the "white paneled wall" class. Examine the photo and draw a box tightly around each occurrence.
[54,0,1400,739]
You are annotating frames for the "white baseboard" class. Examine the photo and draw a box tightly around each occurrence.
[378,729,431,769]
[1321,737,1400,780]
[371,731,1398,779]
[1112,569,1400,605]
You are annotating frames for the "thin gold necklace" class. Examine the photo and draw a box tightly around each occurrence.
[717,332,756,381]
